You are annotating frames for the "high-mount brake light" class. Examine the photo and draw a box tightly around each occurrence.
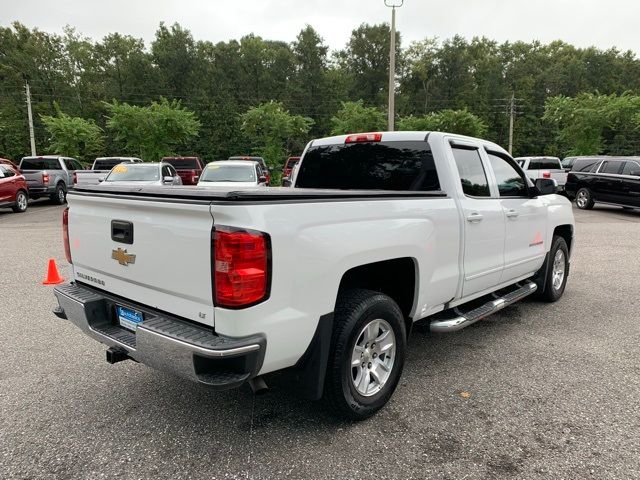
[213,226,270,308]
[63,207,72,264]
[345,133,382,144]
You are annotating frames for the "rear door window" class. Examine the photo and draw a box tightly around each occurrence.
[622,161,640,176]
[295,141,440,191]
[600,161,624,174]
[451,147,490,197]
[573,159,601,172]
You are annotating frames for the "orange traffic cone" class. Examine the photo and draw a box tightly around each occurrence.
[42,258,65,285]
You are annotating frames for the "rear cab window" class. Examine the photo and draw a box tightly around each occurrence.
[295,141,440,191]
[528,159,561,170]
[94,159,126,170]
[20,158,62,170]
[164,158,201,169]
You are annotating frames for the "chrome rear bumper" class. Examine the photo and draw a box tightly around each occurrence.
[53,282,265,389]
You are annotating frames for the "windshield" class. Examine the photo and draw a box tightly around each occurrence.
[105,164,159,182]
[200,164,256,182]
[164,158,200,169]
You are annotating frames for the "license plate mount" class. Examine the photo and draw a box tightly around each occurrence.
[116,305,144,332]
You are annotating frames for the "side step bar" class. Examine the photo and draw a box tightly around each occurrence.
[430,281,537,333]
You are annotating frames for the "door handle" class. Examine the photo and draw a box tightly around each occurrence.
[505,209,519,218]
[466,212,483,223]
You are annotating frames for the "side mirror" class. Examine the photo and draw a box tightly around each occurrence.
[534,178,557,195]
[163,176,174,184]
[98,176,105,183]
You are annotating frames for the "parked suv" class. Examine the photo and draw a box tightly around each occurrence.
[566,156,640,210]
[18,156,83,204]
[0,164,29,213]
[228,156,270,185]
[161,157,204,185]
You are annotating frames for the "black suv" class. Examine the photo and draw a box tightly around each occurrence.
[565,156,640,210]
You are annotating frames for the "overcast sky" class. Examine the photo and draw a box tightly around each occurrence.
[2,0,639,54]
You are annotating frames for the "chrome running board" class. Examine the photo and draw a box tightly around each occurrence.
[430,281,537,333]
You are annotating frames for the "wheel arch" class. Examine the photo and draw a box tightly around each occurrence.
[336,257,418,336]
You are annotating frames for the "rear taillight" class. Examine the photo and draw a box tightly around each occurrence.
[42,172,50,184]
[73,172,77,185]
[345,132,382,143]
[213,226,270,308]
[63,207,72,264]
[543,171,551,178]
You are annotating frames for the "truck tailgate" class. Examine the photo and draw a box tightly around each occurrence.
[67,192,215,326]
[21,170,46,189]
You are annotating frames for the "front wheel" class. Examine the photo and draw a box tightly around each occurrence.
[323,289,406,420]
[539,236,569,302]
[12,190,28,213]
[575,188,594,210]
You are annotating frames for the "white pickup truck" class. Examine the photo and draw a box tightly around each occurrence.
[515,156,568,191]
[53,131,574,419]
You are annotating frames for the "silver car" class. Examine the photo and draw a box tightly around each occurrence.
[102,162,182,186]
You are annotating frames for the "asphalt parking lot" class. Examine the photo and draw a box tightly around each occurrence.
[1,201,639,479]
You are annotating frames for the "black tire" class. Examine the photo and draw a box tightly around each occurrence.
[539,236,569,302]
[323,289,406,420]
[50,183,66,205]
[575,187,594,210]
[11,190,28,213]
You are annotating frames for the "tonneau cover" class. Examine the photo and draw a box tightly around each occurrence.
[70,184,447,202]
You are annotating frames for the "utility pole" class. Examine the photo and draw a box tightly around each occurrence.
[25,82,37,156]
[385,0,403,131]
[508,92,515,155]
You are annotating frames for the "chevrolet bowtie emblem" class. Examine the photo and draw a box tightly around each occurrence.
[112,248,136,266]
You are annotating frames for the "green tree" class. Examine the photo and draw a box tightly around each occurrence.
[240,101,313,183]
[40,106,104,160]
[336,23,400,106]
[104,98,201,160]
[544,92,640,155]
[330,100,386,135]
[397,109,487,137]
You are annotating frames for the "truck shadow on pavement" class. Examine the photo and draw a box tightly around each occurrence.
[43,299,573,478]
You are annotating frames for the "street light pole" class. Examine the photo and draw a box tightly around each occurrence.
[385,0,403,131]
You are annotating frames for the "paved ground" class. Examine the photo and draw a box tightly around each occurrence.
[1,201,639,479]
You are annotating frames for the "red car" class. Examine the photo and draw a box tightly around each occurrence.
[0,164,29,213]
[283,156,300,178]
[0,158,19,169]
[161,157,204,185]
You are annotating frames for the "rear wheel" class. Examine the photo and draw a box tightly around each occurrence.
[50,183,66,205]
[575,188,594,210]
[539,235,569,302]
[323,289,406,420]
[12,190,28,213]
